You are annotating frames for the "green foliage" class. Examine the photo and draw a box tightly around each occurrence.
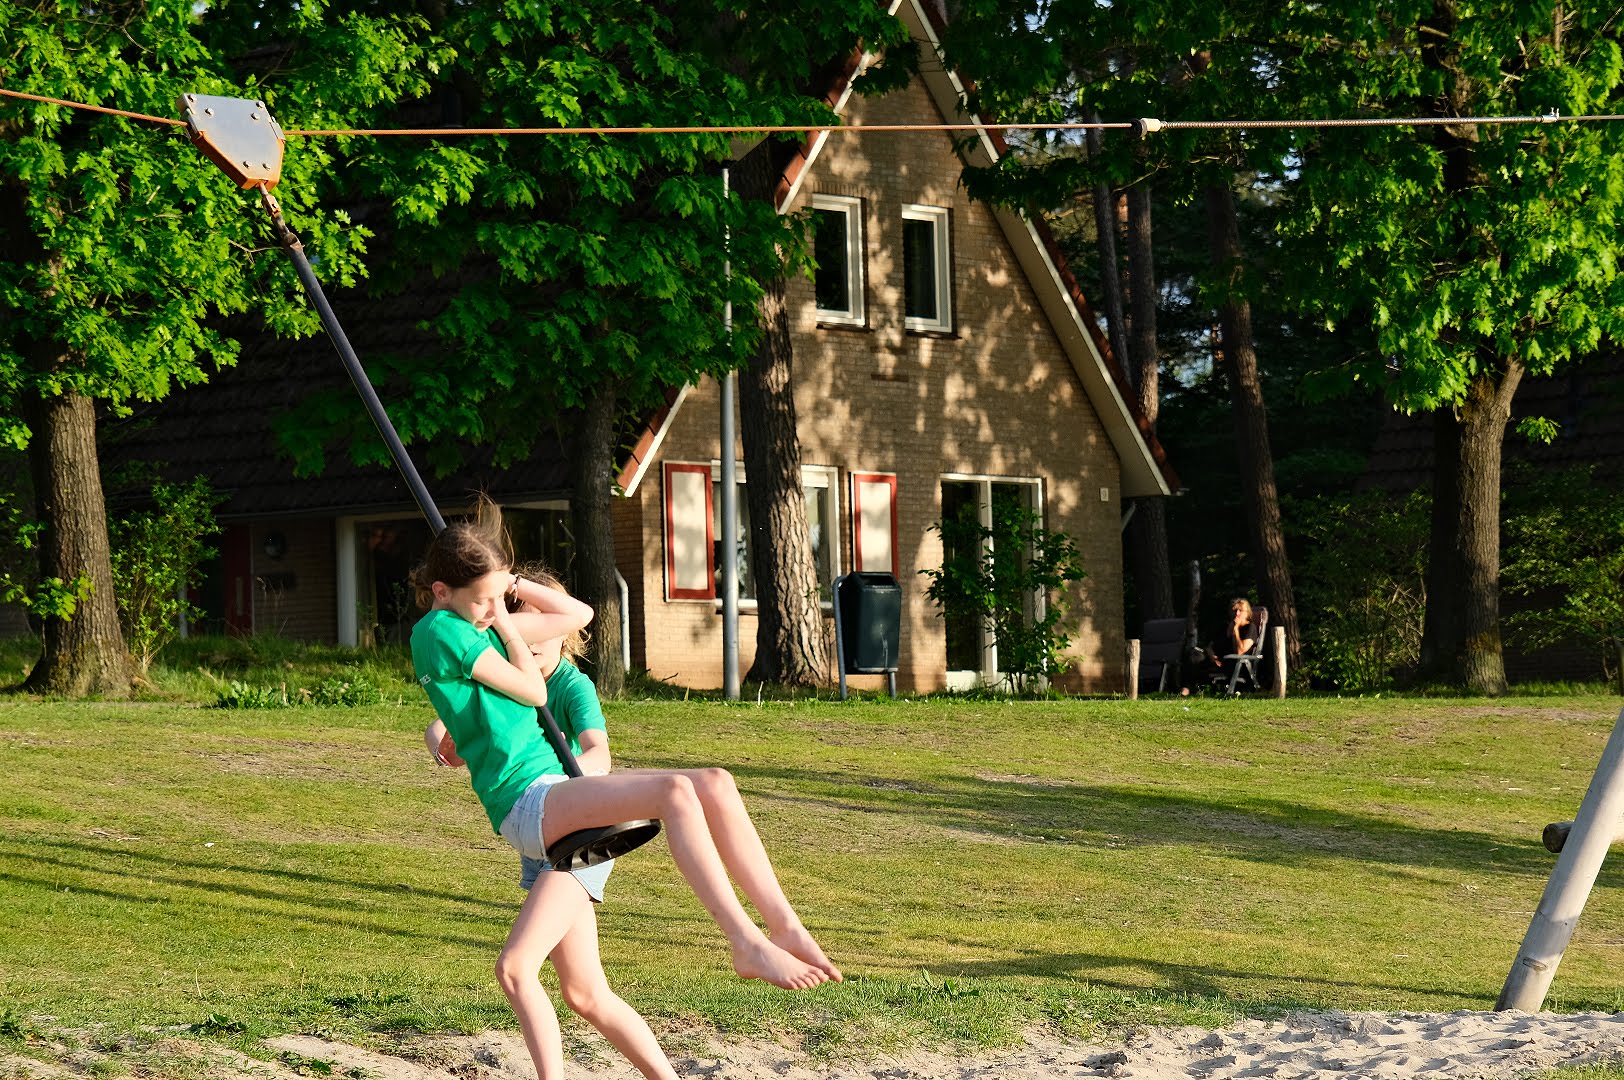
[1284,5,1624,410]
[300,673,386,708]
[0,1,437,694]
[1503,466,1624,692]
[0,2,435,437]
[277,1050,335,1076]
[3,572,94,622]
[212,680,291,709]
[211,668,385,709]
[0,1006,36,1043]
[1516,416,1563,445]
[270,0,906,475]
[0,481,92,619]
[107,477,221,675]
[1289,490,1430,692]
[921,502,1087,690]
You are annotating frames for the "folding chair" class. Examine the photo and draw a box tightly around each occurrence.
[1138,618,1187,694]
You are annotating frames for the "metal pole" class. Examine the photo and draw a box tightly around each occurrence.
[253,184,599,776]
[257,186,445,534]
[1497,706,1624,1011]
[720,166,740,701]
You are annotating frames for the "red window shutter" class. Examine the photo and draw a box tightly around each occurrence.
[663,462,716,600]
[850,471,899,577]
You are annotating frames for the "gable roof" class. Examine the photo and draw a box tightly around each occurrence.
[627,0,1173,499]
[103,269,581,520]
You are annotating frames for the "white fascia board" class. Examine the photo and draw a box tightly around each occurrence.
[620,382,692,498]
[778,0,904,211]
[899,0,1168,497]
[995,205,1169,497]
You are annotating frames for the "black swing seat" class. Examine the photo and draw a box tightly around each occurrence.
[548,819,662,871]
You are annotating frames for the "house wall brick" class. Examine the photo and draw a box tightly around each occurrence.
[630,78,1127,693]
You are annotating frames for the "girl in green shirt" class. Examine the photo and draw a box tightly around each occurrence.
[412,504,838,1080]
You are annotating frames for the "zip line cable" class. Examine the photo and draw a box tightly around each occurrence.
[0,87,185,127]
[3,86,1621,137]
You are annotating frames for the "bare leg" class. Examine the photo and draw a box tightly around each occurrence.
[639,767,840,980]
[543,772,826,989]
[551,899,679,1080]
[496,874,586,1080]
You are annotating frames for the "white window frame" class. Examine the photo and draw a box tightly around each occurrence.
[901,203,953,334]
[938,475,1044,690]
[712,463,840,610]
[810,194,866,326]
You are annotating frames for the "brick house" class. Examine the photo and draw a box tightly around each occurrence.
[616,0,1168,692]
[89,0,1170,692]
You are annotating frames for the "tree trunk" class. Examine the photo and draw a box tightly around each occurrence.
[1084,116,1130,374]
[1418,408,1463,678]
[1414,2,1511,693]
[570,379,625,698]
[1205,180,1300,673]
[22,385,130,698]
[1123,182,1174,621]
[732,148,827,687]
[1452,367,1520,694]
[737,271,828,686]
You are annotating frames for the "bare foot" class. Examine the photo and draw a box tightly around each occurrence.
[732,937,827,990]
[772,925,842,982]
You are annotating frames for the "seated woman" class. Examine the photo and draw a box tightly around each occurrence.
[1182,597,1259,694]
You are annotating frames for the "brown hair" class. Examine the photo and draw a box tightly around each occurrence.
[411,494,513,608]
[511,561,590,663]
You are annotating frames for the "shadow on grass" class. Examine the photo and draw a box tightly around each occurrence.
[0,835,511,951]
[726,762,1590,883]
[925,949,1492,1010]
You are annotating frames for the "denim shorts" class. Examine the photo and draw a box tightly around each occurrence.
[499,775,613,903]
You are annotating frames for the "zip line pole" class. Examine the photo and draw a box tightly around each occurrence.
[1497,706,1624,1011]
[178,91,660,872]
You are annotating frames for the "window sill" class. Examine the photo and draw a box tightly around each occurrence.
[713,602,835,615]
[816,318,872,332]
[904,325,958,340]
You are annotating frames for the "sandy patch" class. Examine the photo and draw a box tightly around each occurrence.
[261,1010,1624,1080]
[8,1011,1624,1079]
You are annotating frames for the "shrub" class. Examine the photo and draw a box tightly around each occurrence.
[301,672,385,707]
[213,680,290,709]
[1289,489,1429,691]
[0,487,92,624]
[212,669,387,709]
[109,477,221,675]
[921,502,1087,691]
[1503,466,1624,694]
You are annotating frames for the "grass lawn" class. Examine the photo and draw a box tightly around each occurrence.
[2,644,1623,1071]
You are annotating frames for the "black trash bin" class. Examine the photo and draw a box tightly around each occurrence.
[834,572,901,699]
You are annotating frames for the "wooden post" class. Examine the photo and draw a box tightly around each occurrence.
[1272,625,1287,699]
[1126,639,1141,701]
[1497,706,1624,1012]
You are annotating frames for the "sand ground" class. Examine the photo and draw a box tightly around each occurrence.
[7,1010,1624,1079]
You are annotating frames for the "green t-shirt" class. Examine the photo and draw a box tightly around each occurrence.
[411,609,606,833]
